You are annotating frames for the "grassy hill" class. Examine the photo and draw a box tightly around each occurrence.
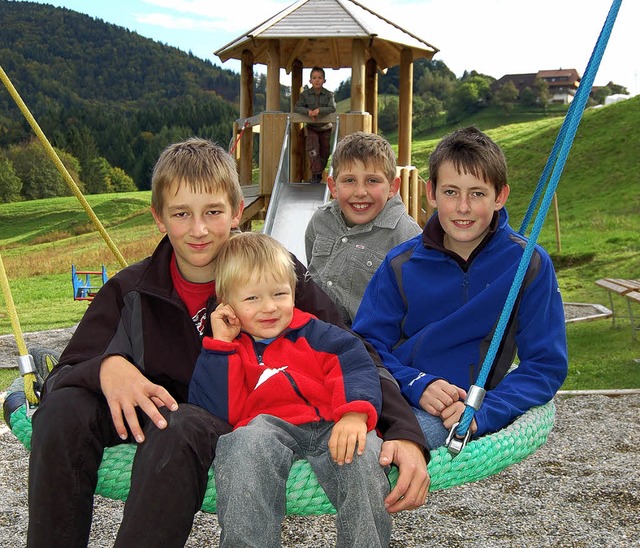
[1,96,639,390]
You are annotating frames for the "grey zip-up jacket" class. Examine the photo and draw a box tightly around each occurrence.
[306,194,421,325]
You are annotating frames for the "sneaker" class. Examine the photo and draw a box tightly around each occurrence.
[311,174,323,184]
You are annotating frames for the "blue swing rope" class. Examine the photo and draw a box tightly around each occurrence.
[451,0,623,448]
[518,0,622,237]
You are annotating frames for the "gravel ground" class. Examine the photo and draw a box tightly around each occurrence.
[1,314,639,547]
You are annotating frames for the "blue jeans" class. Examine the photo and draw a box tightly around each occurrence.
[214,414,392,548]
[411,406,451,450]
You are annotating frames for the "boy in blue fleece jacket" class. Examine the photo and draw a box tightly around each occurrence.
[189,232,391,547]
[352,126,568,449]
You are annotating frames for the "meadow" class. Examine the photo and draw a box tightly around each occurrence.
[1,97,639,391]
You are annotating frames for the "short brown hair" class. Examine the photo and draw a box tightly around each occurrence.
[310,66,326,79]
[428,126,508,194]
[331,132,397,182]
[213,232,297,303]
[151,137,243,214]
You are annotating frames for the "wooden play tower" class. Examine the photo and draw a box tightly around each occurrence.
[214,0,439,226]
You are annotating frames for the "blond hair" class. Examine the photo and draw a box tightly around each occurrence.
[151,137,243,214]
[213,232,297,302]
[331,132,397,182]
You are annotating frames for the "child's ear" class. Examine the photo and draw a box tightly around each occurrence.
[494,184,511,210]
[151,206,167,234]
[230,200,245,229]
[388,176,401,198]
[327,176,338,199]
[426,179,438,209]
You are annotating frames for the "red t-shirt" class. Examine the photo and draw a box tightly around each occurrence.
[170,254,215,335]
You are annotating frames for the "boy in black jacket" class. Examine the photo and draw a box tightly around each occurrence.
[27,138,429,548]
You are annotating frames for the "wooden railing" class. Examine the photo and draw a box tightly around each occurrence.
[233,111,430,227]
[398,165,433,226]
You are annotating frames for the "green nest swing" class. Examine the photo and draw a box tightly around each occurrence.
[1,0,622,518]
[5,369,555,515]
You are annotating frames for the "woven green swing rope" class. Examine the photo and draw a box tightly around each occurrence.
[7,392,555,516]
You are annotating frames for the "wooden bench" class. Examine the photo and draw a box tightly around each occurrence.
[595,278,640,340]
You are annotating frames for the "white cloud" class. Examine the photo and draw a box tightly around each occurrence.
[139,0,291,32]
[134,12,227,31]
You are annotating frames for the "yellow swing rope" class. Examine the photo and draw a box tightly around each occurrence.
[0,65,128,269]
[0,64,128,402]
[0,253,39,405]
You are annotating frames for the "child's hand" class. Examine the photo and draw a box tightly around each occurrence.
[441,400,478,434]
[328,412,368,464]
[210,303,241,342]
[419,379,467,417]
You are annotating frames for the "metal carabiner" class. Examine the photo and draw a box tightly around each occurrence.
[445,421,472,457]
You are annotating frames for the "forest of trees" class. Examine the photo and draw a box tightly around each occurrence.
[0,0,247,199]
[0,1,629,203]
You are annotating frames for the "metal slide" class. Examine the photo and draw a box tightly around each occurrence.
[263,117,339,266]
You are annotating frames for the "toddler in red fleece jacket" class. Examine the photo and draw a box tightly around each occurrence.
[189,232,391,547]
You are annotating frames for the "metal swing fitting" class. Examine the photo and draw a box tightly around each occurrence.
[18,354,41,416]
[445,385,487,456]
[18,354,37,376]
[26,399,39,417]
[445,422,472,456]
[465,384,486,410]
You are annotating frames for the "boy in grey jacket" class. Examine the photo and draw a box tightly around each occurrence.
[305,132,421,325]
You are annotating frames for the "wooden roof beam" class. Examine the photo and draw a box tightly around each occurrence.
[329,38,341,69]
[284,39,306,73]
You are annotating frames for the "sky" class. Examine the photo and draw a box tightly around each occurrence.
[24,0,639,96]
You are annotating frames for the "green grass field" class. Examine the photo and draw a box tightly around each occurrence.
[1,97,639,391]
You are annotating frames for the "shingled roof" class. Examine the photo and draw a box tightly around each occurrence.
[215,0,438,71]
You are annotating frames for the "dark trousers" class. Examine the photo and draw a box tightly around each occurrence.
[305,126,332,176]
[27,387,231,548]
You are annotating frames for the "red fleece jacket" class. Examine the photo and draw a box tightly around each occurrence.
[188,309,381,431]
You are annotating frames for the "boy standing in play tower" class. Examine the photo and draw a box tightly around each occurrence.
[295,66,337,183]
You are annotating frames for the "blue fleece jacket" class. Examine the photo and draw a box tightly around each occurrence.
[352,208,568,437]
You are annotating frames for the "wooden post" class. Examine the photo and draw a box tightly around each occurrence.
[291,59,303,183]
[399,166,410,210]
[398,47,413,166]
[266,41,281,112]
[350,39,365,112]
[365,58,378,134]
[260,113,289,196]
[338,113,371,140]
[239,49,254,185]
[409,167,419,221]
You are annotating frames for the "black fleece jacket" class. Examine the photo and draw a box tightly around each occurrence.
[46,235,429,458]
